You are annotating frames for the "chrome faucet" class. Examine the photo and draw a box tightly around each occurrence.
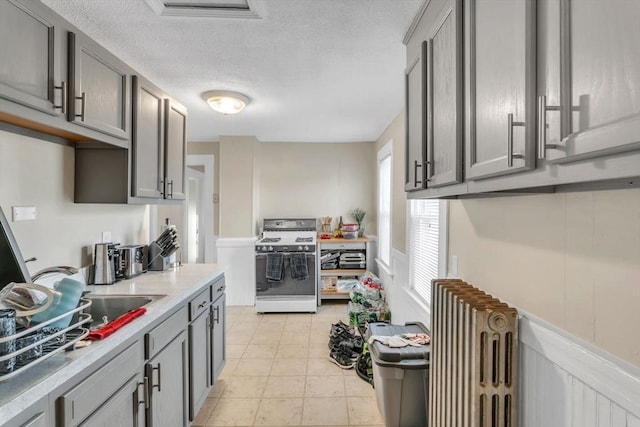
[31,266,79,281]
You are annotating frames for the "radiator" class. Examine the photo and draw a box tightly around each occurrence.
[429,279,518,427]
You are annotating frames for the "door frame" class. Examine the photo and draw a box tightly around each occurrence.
[184,154,215,263]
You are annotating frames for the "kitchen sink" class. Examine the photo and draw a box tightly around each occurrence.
[83,294,166,328]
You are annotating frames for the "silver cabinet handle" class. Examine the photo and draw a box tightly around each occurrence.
[507,113,525,167]
[197,300,208,309]
[75,92,86,121]
[413,160,423,187]
[167,180,174,198]
[54,81,67,114]
[213,306,220,324]
[151,363,161,392]
[537,95,560,159]
[137,377,149,410]
[160,179,165,197]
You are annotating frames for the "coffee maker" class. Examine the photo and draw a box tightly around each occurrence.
[91,243,118,285]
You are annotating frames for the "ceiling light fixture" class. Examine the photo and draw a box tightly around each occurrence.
[202,90,250,115]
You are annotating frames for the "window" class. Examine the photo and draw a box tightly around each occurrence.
[377,141,392,268]
[408,199,448,306]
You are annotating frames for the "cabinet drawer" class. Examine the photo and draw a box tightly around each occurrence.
[189,287,210,321]
[321,242,366,250]
[211,276,226,302]
[58,341,143,426]
[145,306,188,359]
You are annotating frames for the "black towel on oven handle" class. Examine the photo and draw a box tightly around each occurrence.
[290,252,309,280]
[266,252,284,282]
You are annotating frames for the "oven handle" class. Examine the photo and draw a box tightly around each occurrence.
[256,252,316,257]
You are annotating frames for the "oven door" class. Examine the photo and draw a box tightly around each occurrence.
[256,252,316,297]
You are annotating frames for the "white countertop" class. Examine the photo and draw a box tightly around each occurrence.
[0,263,226,422]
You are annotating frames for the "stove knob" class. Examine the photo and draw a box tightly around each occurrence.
[261,246,267,251]
[297,246,303,251]
[268,246,273,251]
[304,246,309,251]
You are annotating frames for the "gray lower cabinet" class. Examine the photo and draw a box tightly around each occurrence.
[464,0,537,180]
[188,287,212,421]
[68,31,130,143]
[57,341,145,427]
[79,373,146,427]
[145,307,189,427]
[538,0,640,164]
[211,293,226,382]
[2,396,50,427]
[146,331,189,427]
[0,0,66,118]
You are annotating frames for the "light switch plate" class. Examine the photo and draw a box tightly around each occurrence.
[102,231,112,243]
[12,206,36,221]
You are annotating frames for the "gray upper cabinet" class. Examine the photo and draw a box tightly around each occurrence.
[0,0,66,117]
[164,99,187,200]
[425,0,463,188]
[404,44,426,191]
[68,31,130,143]
[464,0,537,180]
[132,75,165,199]
[538,0,640,164]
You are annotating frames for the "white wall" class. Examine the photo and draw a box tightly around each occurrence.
[448,190,640,366]
[257,142,376,232]
[0,130,149,275]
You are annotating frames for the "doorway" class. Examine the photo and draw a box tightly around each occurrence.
[149,154,215,264]
[184,155,215,263]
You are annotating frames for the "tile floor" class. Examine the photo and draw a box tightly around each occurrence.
[192,302,384,427]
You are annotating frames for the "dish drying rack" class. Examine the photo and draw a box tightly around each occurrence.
[0,297,92,382]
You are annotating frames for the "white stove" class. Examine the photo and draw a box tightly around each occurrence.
[255,218,318,313]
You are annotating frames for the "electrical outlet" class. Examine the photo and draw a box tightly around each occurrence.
[213,193,219,203]
[102,231,112,243]
[12,206,36,221]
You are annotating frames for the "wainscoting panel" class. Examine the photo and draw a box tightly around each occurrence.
[519,316,640,427]
[216,237,257,306]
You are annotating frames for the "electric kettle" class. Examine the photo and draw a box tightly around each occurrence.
[92,243,118,285]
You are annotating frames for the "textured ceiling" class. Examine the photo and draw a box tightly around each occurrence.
[41,0,422,143]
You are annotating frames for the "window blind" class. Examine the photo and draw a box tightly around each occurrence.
[378,152,391,266]
[409,199,440,305]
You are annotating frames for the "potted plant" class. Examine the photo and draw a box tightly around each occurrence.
[352,208,366,237]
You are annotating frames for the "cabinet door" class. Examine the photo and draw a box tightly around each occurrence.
[69,31,130,140]
[539,0,640,163]
[425,0,463,187]
[2,396,49,427]
[0,0,66,116]
[80,373,146,427]
[58,342,144,427]
[405,42,427,191]
[465,0,536,180]
[132,75,164,199]
[211,294,226,382]
[189,308,211,421]
[164,99,187,200]
[146,330,188,427]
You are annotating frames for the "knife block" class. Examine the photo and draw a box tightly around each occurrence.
[147,242,171,271]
